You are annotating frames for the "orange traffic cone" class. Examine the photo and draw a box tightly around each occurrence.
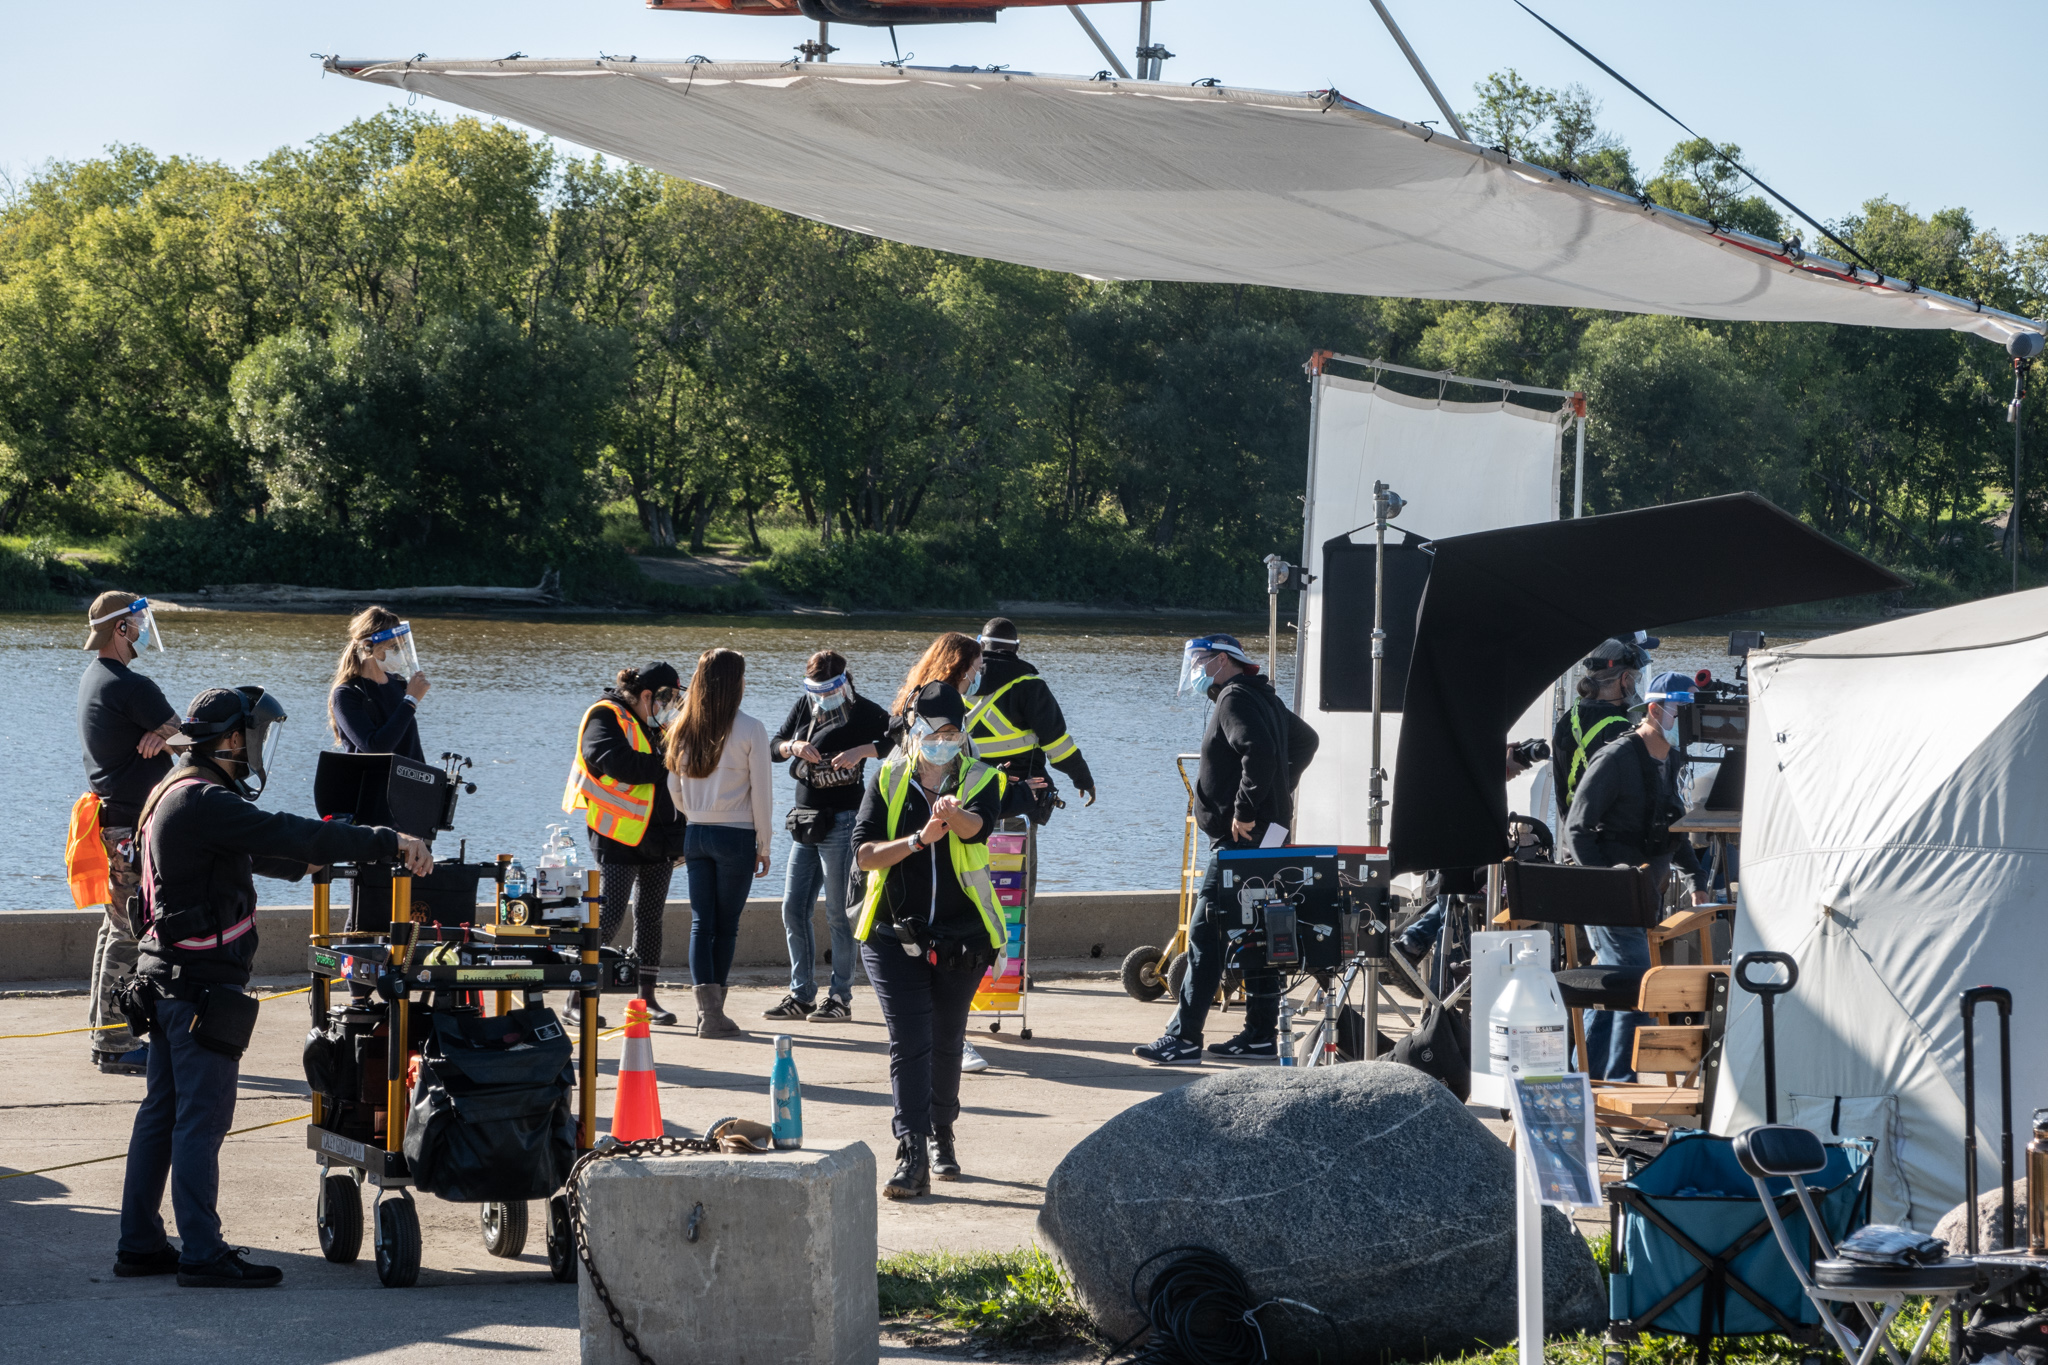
[611,998,663,1142]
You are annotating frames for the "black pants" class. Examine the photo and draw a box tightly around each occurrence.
[1164,854,1280,1045]
[599,862,674,969]
[861,940,983,1139]
[120,996,239,1265]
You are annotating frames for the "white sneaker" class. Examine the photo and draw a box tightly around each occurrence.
[959,1041,991,1073]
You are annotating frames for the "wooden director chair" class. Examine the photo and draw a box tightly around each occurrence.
[1497,861,1731,1144]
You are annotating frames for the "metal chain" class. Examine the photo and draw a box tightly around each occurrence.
[565,1134,723,1365]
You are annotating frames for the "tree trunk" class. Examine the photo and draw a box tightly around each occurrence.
[114,460,192,516]
[689,487,721,555]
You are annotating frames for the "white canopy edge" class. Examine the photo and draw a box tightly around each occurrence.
[328,58,2043,347]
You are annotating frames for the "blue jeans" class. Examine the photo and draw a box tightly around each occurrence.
[119,995,241,1265]
[1584,924,1652,1081]
[1399,897,1446,953]
[1164,852,1279,1045]
[686,824,758,987]
[780,810,857,1004]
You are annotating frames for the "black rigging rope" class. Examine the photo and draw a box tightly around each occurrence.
[1512,1,1878,274]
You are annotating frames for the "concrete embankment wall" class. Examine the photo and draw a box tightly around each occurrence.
[0,890,1178,982]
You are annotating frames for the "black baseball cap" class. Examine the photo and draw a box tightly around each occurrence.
[1582,634,1656,673]
[638,661,682,693]
[911,680,968,729]
[978,617,1019,650]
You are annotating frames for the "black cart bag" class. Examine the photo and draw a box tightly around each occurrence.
[403,1007,576,1202]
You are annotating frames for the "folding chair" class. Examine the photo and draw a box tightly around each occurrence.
[1736,1124,1977,1365]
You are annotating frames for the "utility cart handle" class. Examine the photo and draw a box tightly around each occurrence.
[1961,984,2015,1256]
[1735,951,1798,1124]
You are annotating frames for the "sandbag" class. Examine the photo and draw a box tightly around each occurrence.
[403,1006,576,1203]
[1388,1001,1471,1101]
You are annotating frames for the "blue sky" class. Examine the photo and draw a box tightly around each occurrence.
[6,1,2042,244]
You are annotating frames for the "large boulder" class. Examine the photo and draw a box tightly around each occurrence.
[1037,1062,1605,1362]
[1934,1187,2032,1256]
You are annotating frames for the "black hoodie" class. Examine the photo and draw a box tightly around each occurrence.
[1192,672,1320,846]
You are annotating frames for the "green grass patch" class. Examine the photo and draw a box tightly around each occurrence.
[878,1247,1097,1347]
[0,537,84,611]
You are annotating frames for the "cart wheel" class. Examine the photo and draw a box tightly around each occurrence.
[375,1196,421,1288]
[317,1173,362,1264]
[988,1020,1001,1034]
[1019,1029,1033,1040]
[546,1194,576,1283]
[1164,952,1189,1002]
[1120,945,1167,1002]
[480,1200,529,1259]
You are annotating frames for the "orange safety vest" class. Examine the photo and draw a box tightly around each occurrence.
[66,792,111,909]
[562,700,656,847]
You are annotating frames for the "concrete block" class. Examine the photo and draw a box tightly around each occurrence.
[577,1138,878,1365]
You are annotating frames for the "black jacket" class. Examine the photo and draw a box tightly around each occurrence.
[1549,700,1632,817]
[580,692,683,865]
[330,675,425,762]
[137,758,400,987]
[1562,730,1706,893]
[1193,672,1320,846]
[969,652,1096,794]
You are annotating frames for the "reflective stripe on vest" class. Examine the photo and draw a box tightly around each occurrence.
[562,700,656,847]
[854,756,1007,951]
[966,675,1041,759]
[1566,709,1630,808]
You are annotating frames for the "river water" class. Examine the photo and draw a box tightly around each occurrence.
[3,611,1760,912]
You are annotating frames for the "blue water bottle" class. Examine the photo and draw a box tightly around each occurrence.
[771,1034,803,1150]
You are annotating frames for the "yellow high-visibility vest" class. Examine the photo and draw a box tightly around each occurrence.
[562,700,656,847]
[855,754,1007,950]
[1566,707,1630,809]
[965,675,1077,763]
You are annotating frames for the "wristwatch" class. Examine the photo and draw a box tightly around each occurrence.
[906,833,927,854]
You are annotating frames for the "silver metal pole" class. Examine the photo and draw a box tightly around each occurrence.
[1573,408,1586,519]
[1365,0,1471,141]
[1068,5,1130,79]
[1367,482,1400,849]
[1137,1,1154,79]
[2015,363,2026,593]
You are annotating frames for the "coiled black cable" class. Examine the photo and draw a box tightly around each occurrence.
[1104,1245,1344,1365]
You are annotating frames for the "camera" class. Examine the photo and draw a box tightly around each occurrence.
[1509,737,1551,768]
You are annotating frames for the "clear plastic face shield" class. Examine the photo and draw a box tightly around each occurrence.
[1177,636,1247,699]
[651,686,683,728]
[910,715,966,766]
[94,597,164,655]
[364,621,418,679]
[803,671,851,712]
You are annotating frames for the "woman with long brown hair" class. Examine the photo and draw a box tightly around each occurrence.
[327,606,429,760]
[884,633,983,759]
[664,648,772,1038]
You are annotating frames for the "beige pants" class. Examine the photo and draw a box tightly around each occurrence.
[88,825,142,1054]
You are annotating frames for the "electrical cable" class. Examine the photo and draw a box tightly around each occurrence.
[1103,1245,1344,1365]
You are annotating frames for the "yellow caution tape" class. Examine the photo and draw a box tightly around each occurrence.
[0,1110,312,1182]
[0,984,312,1040]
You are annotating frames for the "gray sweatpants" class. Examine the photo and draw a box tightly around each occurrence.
[88,825,142,1054]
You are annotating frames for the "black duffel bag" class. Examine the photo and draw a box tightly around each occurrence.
[403,1006,576,1203]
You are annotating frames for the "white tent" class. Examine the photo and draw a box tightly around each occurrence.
[1711,588,2048,1228]
[1293,371,1561,846]
[328,59,2041,347]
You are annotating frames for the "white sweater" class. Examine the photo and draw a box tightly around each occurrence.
[666,709,774,842]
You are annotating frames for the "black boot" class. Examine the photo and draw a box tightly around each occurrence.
[638,970,677,1026]
[930,1125,961,1181]
[883,1134,930,1200]
[564,994,607,1030]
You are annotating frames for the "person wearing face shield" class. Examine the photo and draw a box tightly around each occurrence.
[853,681,1011,1199]
[764,650,891,1024]
[1561,670,1712,1082]
[1549,633,1657,818]
[77,592,182,1075]
[1135,634,1320,1065]
[116,687,430,1288]
[327,607,429,763]
[567,662,686,1025]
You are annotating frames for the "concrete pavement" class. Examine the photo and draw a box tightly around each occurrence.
[0,963,1309,1363]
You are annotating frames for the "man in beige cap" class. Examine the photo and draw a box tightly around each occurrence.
[78,591,181,1074]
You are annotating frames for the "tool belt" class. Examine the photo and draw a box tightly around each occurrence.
[115,972,260,1058]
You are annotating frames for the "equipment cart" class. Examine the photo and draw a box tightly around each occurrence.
[971,823,1033,1039]
[301,863,636,1287]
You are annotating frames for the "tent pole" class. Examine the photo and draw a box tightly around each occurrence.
[1136,1,1155,79]
[1068,6,1131,79]
[1572,395,1587,518]
[1365,0,1470,141]
[2014,356,2027,593]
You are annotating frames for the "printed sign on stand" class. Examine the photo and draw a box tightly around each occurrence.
[1509,1074,1602,1209]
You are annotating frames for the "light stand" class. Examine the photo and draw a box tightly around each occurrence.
[1262,555,1312,682]
[1367,480,1405,850]
[2010,332,2044,593]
